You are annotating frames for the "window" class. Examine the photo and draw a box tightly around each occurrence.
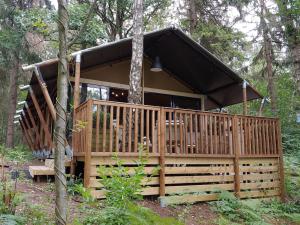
[80,83,109,103]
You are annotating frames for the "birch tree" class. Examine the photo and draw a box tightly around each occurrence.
[128,0,144,104]
[55,0,69,224]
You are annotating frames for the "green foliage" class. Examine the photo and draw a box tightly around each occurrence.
[98,146,159,210]
[68,2,106,47]
[75,146,177,225]
[81,202,183,225]
[211,191,300,225]
[284,154,300,199]
[211,191,269,225]
[191,22,247,68]
[0,184,23,215]
[0,214,26,225]
[260,199,300,223]
[21,204,52,225]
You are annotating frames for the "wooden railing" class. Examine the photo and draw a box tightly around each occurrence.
[73,99,281,157]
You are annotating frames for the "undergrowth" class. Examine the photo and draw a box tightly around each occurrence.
[211,191,300,225]
[74,145,182,225]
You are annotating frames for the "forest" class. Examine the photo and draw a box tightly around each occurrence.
[0,0,300,224]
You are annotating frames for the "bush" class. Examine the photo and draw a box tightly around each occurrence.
[211,191,300,225]
[97,147,159,210]
[210,191,268,225]
[76,146,181,225]
[81,202,183,225]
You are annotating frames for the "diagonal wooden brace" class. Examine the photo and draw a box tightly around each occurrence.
[34,66,56,120]
[24,105,42,149]
[29,87,54,149]
[21,113,38,150]
[19,119,34,151]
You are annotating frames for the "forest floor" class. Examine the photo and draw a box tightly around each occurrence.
[3,161,299,225]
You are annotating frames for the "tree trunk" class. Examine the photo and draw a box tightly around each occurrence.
[260,0,277,115]
[5,58,19,148]
[291,43,300,95]
[188,0,197,34]
[128,0,144,104]
[55,0,69,224]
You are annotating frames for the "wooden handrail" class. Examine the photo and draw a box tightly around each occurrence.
[73,99,281,158]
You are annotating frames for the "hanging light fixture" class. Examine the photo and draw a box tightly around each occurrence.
[150,56,162,72]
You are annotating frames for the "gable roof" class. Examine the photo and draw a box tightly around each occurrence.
[24,26,262,112]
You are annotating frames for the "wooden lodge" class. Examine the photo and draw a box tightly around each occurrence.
[19,27,284,204]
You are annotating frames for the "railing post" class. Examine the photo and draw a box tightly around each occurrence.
[84,99,93,188]
[232,115,240,198]
[277,119,285,201]
[159,107,166,197]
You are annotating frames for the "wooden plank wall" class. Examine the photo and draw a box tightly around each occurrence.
[72,100,284,202]
[88,155,281,201]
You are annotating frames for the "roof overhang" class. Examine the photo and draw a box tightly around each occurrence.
[22,26,262,114]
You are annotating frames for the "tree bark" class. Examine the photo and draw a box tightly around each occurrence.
[55,0,69,224]
[5,58,19,148]
[291,43,300,94]
[188,0,197,34]
[260,0,277,114]
[128,0,144,104]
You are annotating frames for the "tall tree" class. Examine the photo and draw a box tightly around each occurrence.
[55,0,69,223]
[94,0,167,41]
[182,0,249,68]
[259,0,277,114]
[5,57,19,148]
[275,0,300,95]
[128,0,144,104]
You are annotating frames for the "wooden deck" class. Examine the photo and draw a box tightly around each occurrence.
[72,99,284,202]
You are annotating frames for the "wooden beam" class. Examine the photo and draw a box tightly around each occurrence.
[159,108,166,197]
[69,77,205,99]
[20,119,34,151]
[24,106,43,149]
[201,96,205,111]
[21,114,37,150]
[84,99,93,187]
[277,119,285,201]
[233,115,241,198]
[34,66,56,120]
[243,80,248,116]
[73,54,81,109]
[29,87,54,149]
[71,53,81,175]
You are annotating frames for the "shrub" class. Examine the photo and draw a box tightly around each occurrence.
[97,145,159,210]
[210,191,268,225]
[77,145,180,225]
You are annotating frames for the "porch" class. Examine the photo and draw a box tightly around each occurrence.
[73,99,284,203]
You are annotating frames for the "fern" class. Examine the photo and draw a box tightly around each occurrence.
[0,214,25,225]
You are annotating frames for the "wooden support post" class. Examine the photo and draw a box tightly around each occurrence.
[24,105,43,149]
[20,119,34,151]
[34,66,56,120]
[71,53,81,175]
[84,99,93,188]
[201,96,205,111]
[29,87,54,149]
[277,119,285,201]
[22,113,38,150]
[243,80,248,116]
[73,53,81,110]
[159,108,166,197]
[232,115,240,198]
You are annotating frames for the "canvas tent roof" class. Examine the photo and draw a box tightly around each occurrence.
[24,26,262,113]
